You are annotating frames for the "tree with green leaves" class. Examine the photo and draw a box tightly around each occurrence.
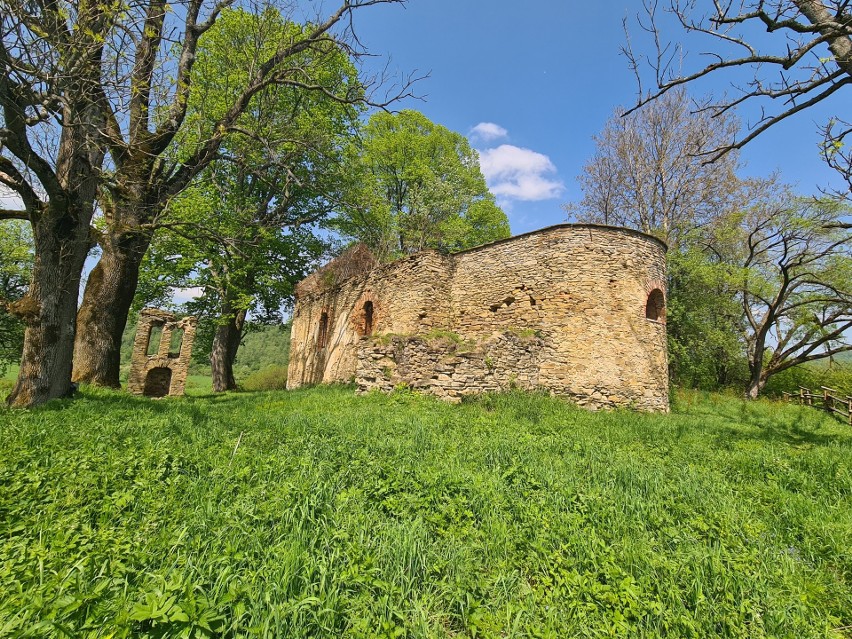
[70,2,410,394]
[333,110,510,260]
[665,245,747,390]
[134,9,362,392]
[706,196,851,398]
[0,219,32,374]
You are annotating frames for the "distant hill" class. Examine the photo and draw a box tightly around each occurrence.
[233,324,291,379]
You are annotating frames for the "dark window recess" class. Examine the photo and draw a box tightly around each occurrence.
[363,301,374,335]
[143,367,172,397]
[645,289,665,322]
[317,312,329,349]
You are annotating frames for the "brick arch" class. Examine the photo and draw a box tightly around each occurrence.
[643,281,667,323]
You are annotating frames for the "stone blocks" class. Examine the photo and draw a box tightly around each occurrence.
[287,224,669,412]
[128,308,198,398]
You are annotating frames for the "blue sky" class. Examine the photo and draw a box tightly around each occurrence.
[2,0,844,233]
[350,0,848,234]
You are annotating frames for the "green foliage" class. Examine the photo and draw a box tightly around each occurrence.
[241,365,288,391]
[232,324,291,378]
[708,195,852,394]
[332,110,510,260]
[763,362,852,398]
[136,8,361,364]
[667,246,748,389]
[1,387,850,636]
[0,221,32,374]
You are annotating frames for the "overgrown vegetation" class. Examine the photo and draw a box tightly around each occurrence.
[240,365,288,391]
[1,387,849,637]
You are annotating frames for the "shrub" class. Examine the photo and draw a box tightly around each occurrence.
[240,365,288,391]
[764,363,852,398]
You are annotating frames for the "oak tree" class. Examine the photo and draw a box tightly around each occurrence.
[1,2,109,405]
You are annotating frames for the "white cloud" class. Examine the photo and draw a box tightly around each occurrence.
[478,144,565,201]
[468,122,508,143]
[172,287,204,303]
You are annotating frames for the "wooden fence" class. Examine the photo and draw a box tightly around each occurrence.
[782,386,852,425]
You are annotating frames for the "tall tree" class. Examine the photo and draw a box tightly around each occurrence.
[708,196,852,398]
[333,110,510,260]
[625,0,852,197]
[567,88,740,247]
[0,2,109,406]
[134,8,361,392]
[72,1,410,391]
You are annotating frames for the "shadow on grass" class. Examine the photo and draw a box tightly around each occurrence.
[697,405,848,448]
[9,386,246,417]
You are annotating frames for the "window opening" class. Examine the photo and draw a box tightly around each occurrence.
[317,312,329,349]
[168,327,184,358]
[146,323,164,356]
[645,289,665,322]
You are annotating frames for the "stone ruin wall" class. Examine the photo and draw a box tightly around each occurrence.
[287,224,669,411]
[128,308,198,397]
[357,332,544,402]
[286,250,454,386]
[448,226,668,410]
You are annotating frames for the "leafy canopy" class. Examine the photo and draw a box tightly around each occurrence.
[333,110,510,260]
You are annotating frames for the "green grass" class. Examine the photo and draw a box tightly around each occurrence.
[0,387,850,638]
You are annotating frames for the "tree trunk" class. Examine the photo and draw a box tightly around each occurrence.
[72,228,153,387]
[210,308,246,392]
[6,203,92,407]
[745,368,766,400]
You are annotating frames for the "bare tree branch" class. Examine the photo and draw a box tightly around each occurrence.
[626,0,852,191]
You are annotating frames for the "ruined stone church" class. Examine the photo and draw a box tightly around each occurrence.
[287,224,669,411]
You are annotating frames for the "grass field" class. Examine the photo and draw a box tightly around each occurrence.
[0,386,850,638]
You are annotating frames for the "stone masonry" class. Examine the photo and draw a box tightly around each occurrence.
[128,308,198,397]
[287,224,669,411]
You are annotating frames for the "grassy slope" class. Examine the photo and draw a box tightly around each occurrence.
[0,387,850,638]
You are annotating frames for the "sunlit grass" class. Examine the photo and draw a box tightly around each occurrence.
[0,386,850,637]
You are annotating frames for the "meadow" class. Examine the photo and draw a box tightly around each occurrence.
[0,386,850,638]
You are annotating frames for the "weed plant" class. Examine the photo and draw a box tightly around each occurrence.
[0,387,850,637]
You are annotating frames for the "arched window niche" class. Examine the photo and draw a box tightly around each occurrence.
[645,288,666,323]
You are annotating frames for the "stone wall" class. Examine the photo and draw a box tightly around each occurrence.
[287,249,454,386]
[287,224,669,411]
[128,308,198,397]
[356,332,543,402]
